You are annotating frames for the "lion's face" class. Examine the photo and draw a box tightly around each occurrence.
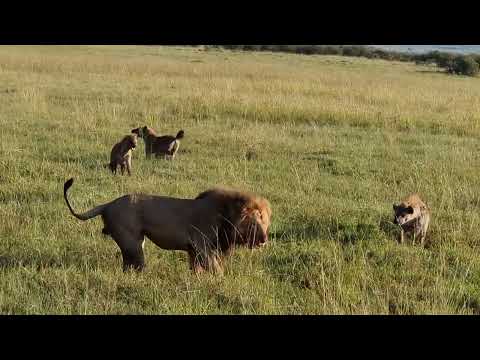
[237,199,271,249]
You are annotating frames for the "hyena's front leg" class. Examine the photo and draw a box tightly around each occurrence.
[420,215,430,247]
[399,229,405,244]
[420,226,429,247]
[145,144,152,159]
[127,157,132,176]
[420,233,426,247]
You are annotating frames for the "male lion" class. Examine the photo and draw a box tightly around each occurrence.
[63,178,271,273]
[131,126,185,160]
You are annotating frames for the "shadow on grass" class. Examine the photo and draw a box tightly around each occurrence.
[0,248,116,272]
[266,216,399,291]
[457,292,480,315]
[379,216,399,241]
[0,254,66,271]
[214,292,260,313]
[301,153,353,177]
[271,217,382,246]
[378,215,436,250]
[415,69,446,75]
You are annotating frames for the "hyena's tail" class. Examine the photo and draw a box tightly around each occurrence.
[63,178,108,221]
[175,130,185,140]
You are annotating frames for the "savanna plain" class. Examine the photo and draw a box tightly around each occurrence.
[1,45,480,314]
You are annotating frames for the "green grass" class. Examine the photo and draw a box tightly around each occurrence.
[1,45,480,314]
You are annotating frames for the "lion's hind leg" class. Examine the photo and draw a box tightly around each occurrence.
[110,227,146,272]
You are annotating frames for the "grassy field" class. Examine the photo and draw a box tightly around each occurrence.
[1,45,480,314]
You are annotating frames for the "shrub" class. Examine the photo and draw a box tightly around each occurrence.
[452,56,480,76]
[471,54,480,67]
[438,54,456,73]
[187,46,479,75]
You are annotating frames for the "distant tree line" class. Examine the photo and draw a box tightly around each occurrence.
[195,45,480,77]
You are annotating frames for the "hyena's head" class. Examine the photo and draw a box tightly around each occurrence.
[131,126,149,139]
[127,134,138,149]
[393,204,416,226]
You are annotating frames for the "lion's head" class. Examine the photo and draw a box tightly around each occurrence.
[196,188,272,252]
[235,196,271,248]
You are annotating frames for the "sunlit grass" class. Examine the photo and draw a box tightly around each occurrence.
[0,45,479,314]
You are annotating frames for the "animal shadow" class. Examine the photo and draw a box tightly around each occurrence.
[0,255,65,271]
[379,215,400,242]
[271,217,380,246]
[415,69,445,75]
[378,215,434,249]
[302,152,352,176]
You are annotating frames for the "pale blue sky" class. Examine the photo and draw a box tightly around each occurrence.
[370,45,480,54]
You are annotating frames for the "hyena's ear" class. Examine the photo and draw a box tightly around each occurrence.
[393,204,398,211]
[406,206,414,214]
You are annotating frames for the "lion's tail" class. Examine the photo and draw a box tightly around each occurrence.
[63,178,108,221]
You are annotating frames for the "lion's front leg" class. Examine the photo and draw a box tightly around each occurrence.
[209,256,224,275]
[188,248,206,274]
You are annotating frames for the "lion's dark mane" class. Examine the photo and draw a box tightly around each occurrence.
[195,188,254,254]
